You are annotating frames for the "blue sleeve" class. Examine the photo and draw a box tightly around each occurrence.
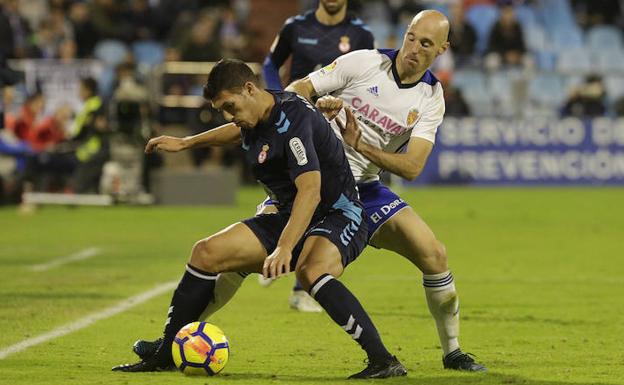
[281,106,320,181]
[263,19,295,90]
[262,56,283,90]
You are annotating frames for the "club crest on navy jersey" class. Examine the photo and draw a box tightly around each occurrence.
[339,36,351,53]
[258,144,269,163]
[407,109,420,126]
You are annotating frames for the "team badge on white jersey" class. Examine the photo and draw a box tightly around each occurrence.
[407,109,419,126]
[367,85,379,97]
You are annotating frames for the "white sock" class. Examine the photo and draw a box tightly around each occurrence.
[200,272,247,320]
[423,271,460,357]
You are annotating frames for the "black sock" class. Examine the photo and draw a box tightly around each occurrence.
[309,274,392,363]
[159,264,218,360]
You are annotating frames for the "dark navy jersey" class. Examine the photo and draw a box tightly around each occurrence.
[241,90,358,220]
[268,10,375,84]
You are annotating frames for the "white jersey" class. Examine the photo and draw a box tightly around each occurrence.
[308,49,445,183]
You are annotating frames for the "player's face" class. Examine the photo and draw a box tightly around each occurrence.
[211,87,260,129]
[400,18,448,72]
[319,0,346,15]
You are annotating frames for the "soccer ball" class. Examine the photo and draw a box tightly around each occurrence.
[172,321,229,375]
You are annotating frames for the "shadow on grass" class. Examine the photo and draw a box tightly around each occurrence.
[215,371,615,385]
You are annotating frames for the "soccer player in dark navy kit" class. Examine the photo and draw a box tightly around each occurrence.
[263,0,374,90]
[112,59,407,379]
[263,0,375,312]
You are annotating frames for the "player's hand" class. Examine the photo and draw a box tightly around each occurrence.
[335,107,362,151]
[315,95,343,121]
[144,136,187,154]
[263,246,292,279]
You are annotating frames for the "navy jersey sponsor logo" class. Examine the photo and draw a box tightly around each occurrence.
[298,37,318,45]
[288,137,308,165]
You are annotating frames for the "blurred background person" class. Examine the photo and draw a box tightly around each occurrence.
[262,0,374,90]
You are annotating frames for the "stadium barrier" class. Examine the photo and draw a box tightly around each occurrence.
[411,117,624,185]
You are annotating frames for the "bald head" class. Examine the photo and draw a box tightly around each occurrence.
[410,10,450,45]
[396,10,450,82]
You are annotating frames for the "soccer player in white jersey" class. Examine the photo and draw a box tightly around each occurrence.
[289,10,486,371]
[132,10,486,372]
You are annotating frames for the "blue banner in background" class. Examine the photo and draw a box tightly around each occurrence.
[411,117,624,185]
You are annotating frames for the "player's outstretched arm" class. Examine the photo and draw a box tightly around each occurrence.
[285,76,317,103]
[144,122,241,153]
[337,108,432,181]
[263,171,321,279]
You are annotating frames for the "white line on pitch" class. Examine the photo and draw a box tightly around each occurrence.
[0,281,177,360]
[30,247,102,272]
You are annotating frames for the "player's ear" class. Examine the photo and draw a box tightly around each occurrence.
[243,81,257,95]
[438,41,450,55]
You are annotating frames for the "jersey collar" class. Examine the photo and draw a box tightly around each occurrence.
[377,49,439,89]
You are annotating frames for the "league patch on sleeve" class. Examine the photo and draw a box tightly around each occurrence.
[319,61,337,75]
[289,137,308,165]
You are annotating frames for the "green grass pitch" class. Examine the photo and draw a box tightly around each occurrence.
[0,186,623,385]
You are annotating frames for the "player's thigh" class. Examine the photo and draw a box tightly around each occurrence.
[370,206,447,271]
[295,236,344,290]
[191,222,267,273]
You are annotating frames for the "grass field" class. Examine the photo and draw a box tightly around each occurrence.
[0,186,623,385]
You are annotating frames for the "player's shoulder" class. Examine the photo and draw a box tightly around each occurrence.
[275,91,316,120]
[337,48,383,64]
[284,10,314,26]
[345,13,372,33]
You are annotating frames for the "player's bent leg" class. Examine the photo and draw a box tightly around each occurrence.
[133,271,248,360]
[113,223,267,372]
[370,206,447,275]
[371,208,486,372]
[189,222,267,273]
[255,199,279,287]
[295,236,406,379]
[254,199,321,312]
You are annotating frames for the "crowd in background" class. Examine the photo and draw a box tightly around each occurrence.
[1,0,624,203]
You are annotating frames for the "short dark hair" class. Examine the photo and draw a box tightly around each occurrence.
[80,77,98,96]
[203,59,258,100]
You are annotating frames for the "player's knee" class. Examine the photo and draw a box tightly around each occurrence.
[418,240,448,272]
[295,260,342,291]
[294,265,315,291]
[190,238,223,272]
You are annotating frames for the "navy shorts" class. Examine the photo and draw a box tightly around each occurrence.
[243,197,368,270]
[258,181,408,243]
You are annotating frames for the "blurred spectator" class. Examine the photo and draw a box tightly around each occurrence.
[561,74,607,118]
[7,91,45,142]
[5,99,72,154]
[22,77,110,193]
[572,0,623,29]
[128,0,159,41]
[89,0,132,42]
[111,61,149,141]
[486,4,526,68]
[438,72,471,117]
[0,0,33,58]
[448,1,477,67]
[177,11,222,62]
[69,1,98,58]
[219,5,248,59]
